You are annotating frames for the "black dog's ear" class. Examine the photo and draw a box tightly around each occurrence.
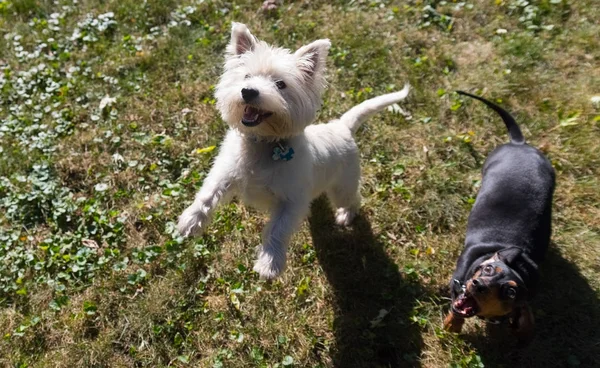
[495,248,523,265]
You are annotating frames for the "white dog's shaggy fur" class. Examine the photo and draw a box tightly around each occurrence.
[178,23,410,279]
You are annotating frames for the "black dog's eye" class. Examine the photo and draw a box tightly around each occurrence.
[275,80,286,89]
[506,287,517,299]
[245,74,251,79]
[483,265,494,275]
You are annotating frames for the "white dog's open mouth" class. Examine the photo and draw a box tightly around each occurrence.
[242,106,273,127]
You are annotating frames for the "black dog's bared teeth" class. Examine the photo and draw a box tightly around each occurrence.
[453,294,478,317]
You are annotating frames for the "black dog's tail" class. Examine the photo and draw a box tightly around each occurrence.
[457,91,525,145]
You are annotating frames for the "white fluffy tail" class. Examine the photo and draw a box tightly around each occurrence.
[339,84,410,134]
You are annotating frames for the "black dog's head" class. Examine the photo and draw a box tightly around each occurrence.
[452,248,530,319]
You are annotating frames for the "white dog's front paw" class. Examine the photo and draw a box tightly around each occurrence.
[177,205,209,237]
[253,248,287,279]
[335,207,357,226]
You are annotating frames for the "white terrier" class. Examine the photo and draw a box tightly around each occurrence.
[178,23,410,279]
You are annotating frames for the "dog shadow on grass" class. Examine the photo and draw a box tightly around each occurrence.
[463,244,600,367]
[309,197,425,368]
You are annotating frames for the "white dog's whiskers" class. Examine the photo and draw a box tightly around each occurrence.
[177,22,410,279]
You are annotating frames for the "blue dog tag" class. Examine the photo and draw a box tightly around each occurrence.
[272,145,294,161]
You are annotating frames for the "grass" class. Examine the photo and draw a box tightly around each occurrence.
[0,0,599,367]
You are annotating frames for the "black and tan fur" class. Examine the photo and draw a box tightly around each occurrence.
[444,91,555,344]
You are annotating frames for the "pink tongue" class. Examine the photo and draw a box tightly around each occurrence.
[244,106,260,121]
[455,295,477,314]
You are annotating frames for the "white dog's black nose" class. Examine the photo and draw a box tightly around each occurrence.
[241,88,259,102]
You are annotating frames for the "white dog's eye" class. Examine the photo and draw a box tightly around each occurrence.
[275,80,286,89]
[245,74,251,79]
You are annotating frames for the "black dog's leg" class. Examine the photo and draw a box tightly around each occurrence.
[444,312,465,333]
[510,304,535,346]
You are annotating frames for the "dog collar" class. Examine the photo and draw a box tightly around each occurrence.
[477,314,510,325]
[243,134,294,162]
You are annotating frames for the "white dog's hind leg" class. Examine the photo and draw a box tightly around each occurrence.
[177,161,236,237]
[330,189,361,226]
[333,197,360,226]
[253,200,310,279]
[328,158,361,226]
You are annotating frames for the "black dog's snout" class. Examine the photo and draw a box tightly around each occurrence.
[241,88,259,102]
[472,278,487,293]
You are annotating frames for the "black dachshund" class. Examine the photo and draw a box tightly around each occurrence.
[444,91,555,344]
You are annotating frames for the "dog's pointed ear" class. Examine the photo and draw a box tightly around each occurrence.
[228,22,257,56]
[496,248,523,265]
[295,39,331,79]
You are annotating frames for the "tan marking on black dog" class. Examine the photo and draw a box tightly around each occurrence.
[466,281,514,318]
[463,254,521,318]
